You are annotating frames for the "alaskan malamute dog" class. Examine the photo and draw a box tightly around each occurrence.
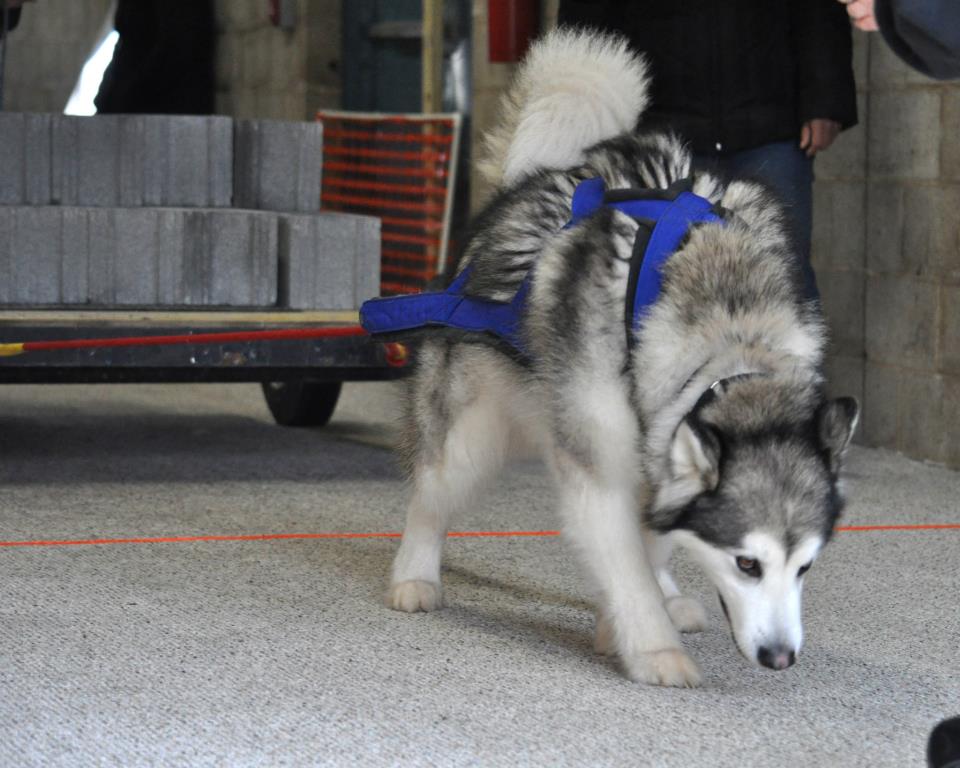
[385,29,859,687]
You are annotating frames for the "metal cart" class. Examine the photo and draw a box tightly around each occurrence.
[0,308,403,427]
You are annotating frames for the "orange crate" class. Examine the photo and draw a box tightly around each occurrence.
[317,111,462,296]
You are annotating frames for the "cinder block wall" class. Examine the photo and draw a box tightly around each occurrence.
[214,0,341,121]
[837,37,959,467]
[816,33,960,468]
[812,32,870,415]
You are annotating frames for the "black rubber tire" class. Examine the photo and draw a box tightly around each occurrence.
[261,380,343,427]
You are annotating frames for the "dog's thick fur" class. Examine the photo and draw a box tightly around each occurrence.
[386,29,859,687]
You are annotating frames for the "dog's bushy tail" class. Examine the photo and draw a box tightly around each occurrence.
[477,27,650,188]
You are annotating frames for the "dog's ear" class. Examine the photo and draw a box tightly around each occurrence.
[817,397,860,475]
[654,417,722,513]
[671,418,722,490]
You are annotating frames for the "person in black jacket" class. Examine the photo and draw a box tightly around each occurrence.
[557,1,858,300]
[94,0,216,115]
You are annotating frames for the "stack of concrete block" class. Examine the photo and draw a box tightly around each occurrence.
[0,114,54,206]
[57,115,234,208]
[0,112,378,310]
[233,118,324,212]
[279,212,380,310]
[0,207,277,306]
[0,113,234,208]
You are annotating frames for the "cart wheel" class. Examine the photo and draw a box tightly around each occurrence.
[261,380,343,427]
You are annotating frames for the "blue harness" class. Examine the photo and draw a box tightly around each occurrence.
[359,177,722,357]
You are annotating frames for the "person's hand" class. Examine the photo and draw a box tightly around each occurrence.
[800,119,841,157]
[838,0,879,32]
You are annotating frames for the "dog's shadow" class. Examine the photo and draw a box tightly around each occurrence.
[443,564,592,613]
[355,547,605,659]
[441,564,599,654]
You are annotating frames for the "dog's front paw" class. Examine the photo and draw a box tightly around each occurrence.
[665,596,708,633]
[387,580,442,612]
[622,648,702,688]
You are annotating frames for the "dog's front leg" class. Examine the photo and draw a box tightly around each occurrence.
[643,530,709,634]
[555,456,702,687]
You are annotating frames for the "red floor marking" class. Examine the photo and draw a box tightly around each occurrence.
[0,524,958,549]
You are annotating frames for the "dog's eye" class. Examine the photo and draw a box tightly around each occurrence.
[798,562,812,578]
[736,556,762,578]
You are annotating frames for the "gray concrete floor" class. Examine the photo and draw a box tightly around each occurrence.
[0,382,958,767]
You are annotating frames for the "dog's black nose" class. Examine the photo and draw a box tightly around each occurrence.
[757,645,796,670]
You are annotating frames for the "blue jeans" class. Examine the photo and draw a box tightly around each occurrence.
[694,141,817,301]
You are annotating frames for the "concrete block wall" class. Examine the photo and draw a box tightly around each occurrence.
[811,32,870,412]
[813,33,960,468]
[858,39,959,467]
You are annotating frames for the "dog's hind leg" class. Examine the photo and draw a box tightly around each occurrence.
[388,345,513,612]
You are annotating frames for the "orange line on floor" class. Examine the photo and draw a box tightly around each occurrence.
[0,524,957,549]
[834,523,960,532]
[0,530,562,548]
